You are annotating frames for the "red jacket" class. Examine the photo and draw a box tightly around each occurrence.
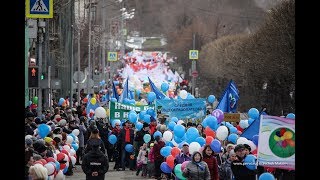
[203,155,219,180]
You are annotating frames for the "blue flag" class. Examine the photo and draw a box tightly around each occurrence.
[148,77,166,99]
[216,80,239,113]
[119,77,134,102]
[112,81,119,101]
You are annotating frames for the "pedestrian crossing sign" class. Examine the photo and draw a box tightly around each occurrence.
[189,50,199,60]
[26,0,53,18]
[108,52,118,61]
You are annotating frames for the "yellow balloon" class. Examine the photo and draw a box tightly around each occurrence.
[90,98,96,105]
[283,131,293,139]
[280,136,285,140]
[106,109,110,117]
[274,135,281,141]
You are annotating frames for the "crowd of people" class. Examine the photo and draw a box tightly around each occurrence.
[25,92,295,180]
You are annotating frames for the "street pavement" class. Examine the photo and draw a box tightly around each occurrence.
[66,162,155,180]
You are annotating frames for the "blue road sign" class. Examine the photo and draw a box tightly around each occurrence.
[26,0,53,18]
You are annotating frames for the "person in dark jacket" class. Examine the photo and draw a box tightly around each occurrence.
[84,127,106,155]
[81,141,109,180]
[111,121,122,170]
[202,144,219,180]
[231,144,256,180]
[153,135,165,180]
[134,122,150,158]
[182,151,210,180]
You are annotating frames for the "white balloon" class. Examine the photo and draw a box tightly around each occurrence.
[63,145,71,152]
[163,131,173,142]
[69,149,76,156]
[54,170,64,180]
[95,107,107,118]
[70,156,76,166]
[189,142,201,154]
[216,126,229,141]
[64,154,69,162]
[66,135,73,144]
[179,90,188,99]
[44,162,56,176]
[177,120,184,125]
[246,140,257,152]
[237,137,248,145]
[239,120,249,129]
[72,129,80,136]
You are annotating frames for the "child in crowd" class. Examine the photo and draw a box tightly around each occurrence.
[147,142,155,178]
[136,143,148,177]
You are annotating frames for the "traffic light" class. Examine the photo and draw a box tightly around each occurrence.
[41,74,44,80]
[28,67,39,87]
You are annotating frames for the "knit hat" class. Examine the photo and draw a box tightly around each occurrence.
[229,149,236,157]
[44,137,53,144]
[234,144,245,152]
[33,142,47,154]
[226,144,234,150]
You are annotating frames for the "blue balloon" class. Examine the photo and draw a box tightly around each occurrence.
[146,108,156,117]
[227,133,238,144]
[147,92,156,102]
[174,125,185,138]
[143,134,151,143]
[171,117,179,123]
[195,137,206,146]
[110,98,117,102]
[252,134,259,146]
[136,122,143,131]
[125,144,134,152]
[160,146,172,157]
[29,100,32,106]
[128,112,138,123]
[165,141,174,147]
[206,116,218,130]
[187,94,195,99]
[160,162,172,173]
[139,111,146,120]
[248,108,259,119]
[244,154,257,170]
[208,95,216,103]
[123,98,130,104]
[186,127,200,141]
[108,135,117,145]
[143,114,151,124]
[161,82,169,92]
[55,161,60,171]
[135,89,141,97]
[210,139,222,153]
[129,99,136,105]
[202,118,208,128]
[248,118,255,125]
[58,98,65,106]
[71,143,79,151]
[168,121,176,131]
[68,133,76,142]
[286,113,295,119]
[259,172,275,180]
[38,124,50,138]
[230,127,238,134]
[153,131,162,139]
[174,135,183,143]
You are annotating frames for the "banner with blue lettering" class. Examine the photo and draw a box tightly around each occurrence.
[156,98,207,122]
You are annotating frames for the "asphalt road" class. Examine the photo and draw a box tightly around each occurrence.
[66,162,156,180]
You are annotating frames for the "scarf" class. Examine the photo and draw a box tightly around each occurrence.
[125,127,131,143]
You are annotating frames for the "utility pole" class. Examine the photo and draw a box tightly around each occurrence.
[191,33,196,96]
[71,22,74,107]
[120,0,125,61]
[87,0,92,94]
[101,0,106,83]
[77,0,81,105]
[37,19,45,116]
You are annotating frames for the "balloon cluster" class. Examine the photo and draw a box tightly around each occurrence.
[274,128,295,147]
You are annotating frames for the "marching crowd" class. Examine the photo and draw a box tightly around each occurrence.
[25,95,295,180]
